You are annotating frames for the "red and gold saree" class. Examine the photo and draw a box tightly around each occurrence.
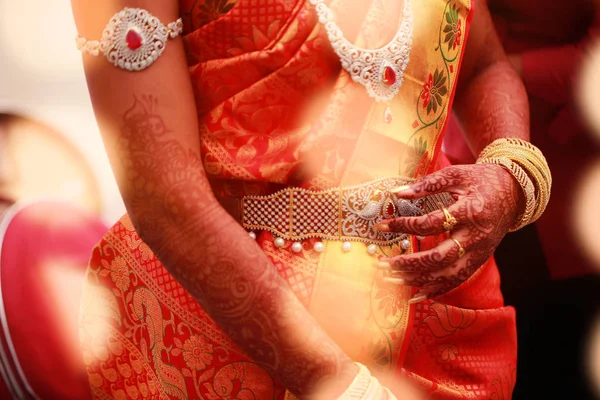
[80,0,517,398]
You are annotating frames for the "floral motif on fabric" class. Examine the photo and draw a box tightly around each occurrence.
[187,0,238,29]
[359,335,393,374]
[180,336,215,371]
[101,257,131,292]
[406,1,465,178]
[375,280,406,320]
[80,218,287,399]
[404,136,429,177]
[421,69,448,115]
[438,343,459,362]
[443,4,462,51]
[423,302,477,338]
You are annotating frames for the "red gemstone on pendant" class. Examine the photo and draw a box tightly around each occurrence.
[383,66,397,86]
[126,29,143,50]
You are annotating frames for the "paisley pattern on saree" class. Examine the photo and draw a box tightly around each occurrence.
[81,216,286,399]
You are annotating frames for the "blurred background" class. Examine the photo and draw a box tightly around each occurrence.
[0,0,124,222]
[0,0,599,399]
[0,1,124,398]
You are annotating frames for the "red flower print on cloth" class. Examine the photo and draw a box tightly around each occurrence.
[181,335,214,371]
[421,74,434,108]
[439,344,459,362]
[443,4,462,51]
[375,282,405,319]
[421,68,448,115]
[101,257,130,292]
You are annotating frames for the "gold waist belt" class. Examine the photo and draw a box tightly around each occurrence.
[240,177,453,247]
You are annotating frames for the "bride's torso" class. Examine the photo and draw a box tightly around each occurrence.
[177,0,473,196]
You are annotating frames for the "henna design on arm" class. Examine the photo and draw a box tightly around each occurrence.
[455,64,530,156]
[113,96,356,398]
[453,0,530,155]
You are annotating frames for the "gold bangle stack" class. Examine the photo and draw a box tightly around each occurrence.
[476,138,552,232]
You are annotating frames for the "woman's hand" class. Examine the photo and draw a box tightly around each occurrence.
[375,164,525,302]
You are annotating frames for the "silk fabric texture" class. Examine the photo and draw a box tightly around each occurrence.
[80,0,518,398]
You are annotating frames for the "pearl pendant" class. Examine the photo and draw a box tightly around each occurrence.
[291,242,303,253]
[401,239,411,250]
[367,244,378,255]
[274,237,285,248]
[313,241,324,253]
[248,232,257,240]
[342,241,352,253]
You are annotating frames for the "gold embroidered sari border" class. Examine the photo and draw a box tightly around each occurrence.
[104,230,237,352]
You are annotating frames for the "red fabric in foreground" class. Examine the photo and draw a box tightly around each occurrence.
[0,201,107,399]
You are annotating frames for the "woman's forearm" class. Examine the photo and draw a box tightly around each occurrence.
[150,209,357,398]
[117,95,356,399]
[451,2,529,155]
[454,61,530,155]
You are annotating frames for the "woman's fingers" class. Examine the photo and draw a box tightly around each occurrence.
[377,234,467,273]
[387,166,469,200]
[408,284,448,305]
[382,256,464,286]
[383,262,465,304]
[372,163,520,303]
[379,233,474,302]
[375,198,466,236]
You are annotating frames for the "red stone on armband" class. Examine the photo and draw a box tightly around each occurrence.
[126,29,143,50]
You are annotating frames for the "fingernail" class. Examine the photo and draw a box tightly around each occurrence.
[383,277,405,285]
[408,295,428,305]
[376,261,392,270]
[390,185,412,194]
[374,223,390,232]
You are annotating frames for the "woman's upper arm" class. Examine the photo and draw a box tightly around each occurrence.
[71,0,217,233]
[456,0,507,89]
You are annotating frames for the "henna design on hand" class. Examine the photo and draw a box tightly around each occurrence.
[377,164,524,300]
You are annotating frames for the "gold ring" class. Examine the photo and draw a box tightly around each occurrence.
[439,203,458,231]
[451,237,465,258]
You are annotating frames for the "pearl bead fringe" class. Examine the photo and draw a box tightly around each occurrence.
[248,231,416,255]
